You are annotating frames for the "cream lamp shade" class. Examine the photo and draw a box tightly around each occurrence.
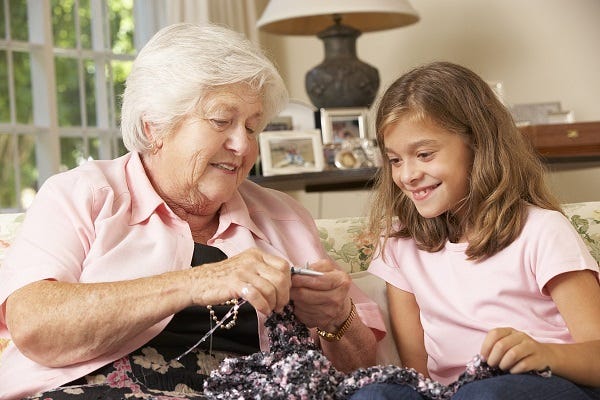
[257,0,420,109]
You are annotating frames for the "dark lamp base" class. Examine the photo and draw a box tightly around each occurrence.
[305,22,380,109]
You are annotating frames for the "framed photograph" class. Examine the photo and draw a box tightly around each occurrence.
[320,107,369,145]
[259,130,325,176]
[264,115,293,131]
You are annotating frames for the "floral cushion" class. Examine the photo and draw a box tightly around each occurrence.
[562,202,600,263]
[0,213,24,360]
[0,212,25,266]
[317,217,376,274]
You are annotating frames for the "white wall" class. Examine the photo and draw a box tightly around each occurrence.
[258,0,600,217]
[260,0,600,121]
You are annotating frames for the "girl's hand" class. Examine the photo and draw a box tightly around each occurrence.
[480,327,557,374]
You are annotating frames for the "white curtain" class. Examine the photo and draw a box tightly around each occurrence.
[138,0,263,44]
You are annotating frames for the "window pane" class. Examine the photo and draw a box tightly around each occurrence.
[0,0,6,39]
[52,0,76,48]
[0,50,8,122]
[84,59,96,126]
[13,51,32,124]
[60,137,98,169]
[89,136,99,160]
[79,0,92,49]
[116,137,127,156]
[60,136,84,170]
[0,133,17,208]
[108,0,134,54]
[9,0,28,41]
[18,133,37,209]
[111,60,131,123]
[55,57,81,126]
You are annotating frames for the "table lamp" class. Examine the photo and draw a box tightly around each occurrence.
[256,0,419,109]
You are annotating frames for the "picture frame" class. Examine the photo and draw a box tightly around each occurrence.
[320,107,369,145]
[259,129,325,176]
[510,101,562,125]
[264,115,293,131]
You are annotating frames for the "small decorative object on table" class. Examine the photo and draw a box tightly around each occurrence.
[334,138,376,170]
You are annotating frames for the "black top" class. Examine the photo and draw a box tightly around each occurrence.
[147,243,260,355]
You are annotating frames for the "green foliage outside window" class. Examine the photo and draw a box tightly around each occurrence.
[0,0,134,209]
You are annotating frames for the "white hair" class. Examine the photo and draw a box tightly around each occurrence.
[121,23,289,152]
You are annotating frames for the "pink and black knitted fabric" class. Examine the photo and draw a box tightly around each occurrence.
[203,303,551,399]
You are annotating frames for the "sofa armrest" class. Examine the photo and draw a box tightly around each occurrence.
[351,271,401,366]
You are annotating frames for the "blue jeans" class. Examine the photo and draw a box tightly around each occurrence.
[348,374,600,400]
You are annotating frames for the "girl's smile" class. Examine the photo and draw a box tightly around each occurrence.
[408,183,442,201]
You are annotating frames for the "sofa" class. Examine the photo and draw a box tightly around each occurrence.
[1,201,599,366]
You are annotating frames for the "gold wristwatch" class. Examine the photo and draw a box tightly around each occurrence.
[316,298,356,342]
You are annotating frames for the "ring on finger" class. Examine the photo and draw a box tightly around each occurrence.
[241,285,250,299]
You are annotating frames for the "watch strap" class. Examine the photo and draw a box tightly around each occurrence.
[316,298,356,342]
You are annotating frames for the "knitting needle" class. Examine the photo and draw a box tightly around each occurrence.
[290,265,324,276]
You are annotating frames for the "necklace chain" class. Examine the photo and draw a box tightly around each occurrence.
[175,298,246,361]
[206,298,239,329]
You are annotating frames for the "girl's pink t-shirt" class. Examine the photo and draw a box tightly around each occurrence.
[369,206,599,384]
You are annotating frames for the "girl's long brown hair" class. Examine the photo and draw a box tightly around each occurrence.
[367,61,561,261]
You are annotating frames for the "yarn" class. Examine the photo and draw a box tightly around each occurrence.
[204,303,551,399]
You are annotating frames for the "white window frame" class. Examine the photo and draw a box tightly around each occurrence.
[0,0,165,212]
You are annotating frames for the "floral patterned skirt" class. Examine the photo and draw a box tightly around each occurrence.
[25,346,235,400]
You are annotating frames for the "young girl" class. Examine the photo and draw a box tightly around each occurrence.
[351,62,600,399]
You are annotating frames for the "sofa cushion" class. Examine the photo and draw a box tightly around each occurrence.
[563,202,600,262]
[316,217,376,274]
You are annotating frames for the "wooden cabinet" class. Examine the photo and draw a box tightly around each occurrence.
[250,121,600,191]
[519,121,600,161]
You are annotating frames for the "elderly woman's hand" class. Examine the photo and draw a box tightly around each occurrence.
[289,259,352,331]
[189,248,291,315]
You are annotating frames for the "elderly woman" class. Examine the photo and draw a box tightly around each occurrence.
[0,23,384,399]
